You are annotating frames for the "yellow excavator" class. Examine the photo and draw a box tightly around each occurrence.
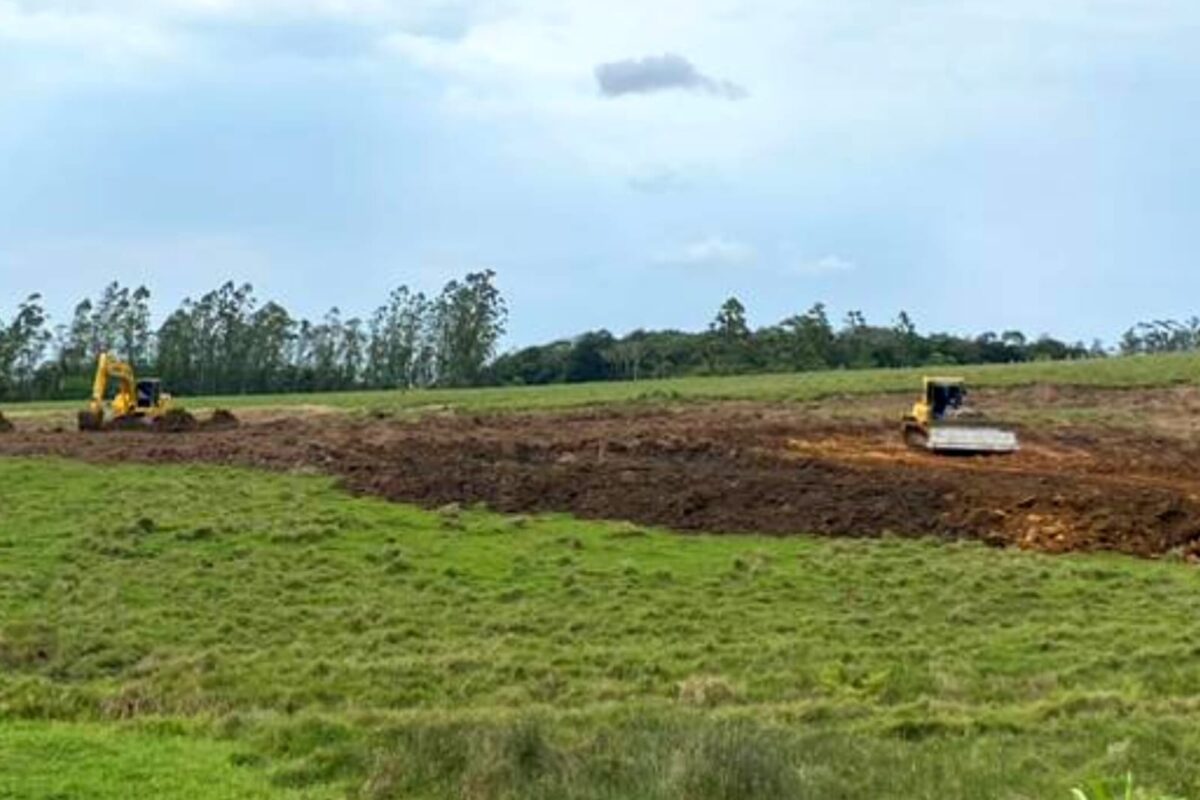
[78,352,198,432]
[902,377,1018,454]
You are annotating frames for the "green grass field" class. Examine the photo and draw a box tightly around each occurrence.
[3,458,1199,798]
[6,351,1200,420]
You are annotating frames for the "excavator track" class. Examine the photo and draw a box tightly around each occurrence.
[902,420,928,450]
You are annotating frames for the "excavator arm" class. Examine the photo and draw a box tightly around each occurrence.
[98,353,138,416]
[80,352,139,430]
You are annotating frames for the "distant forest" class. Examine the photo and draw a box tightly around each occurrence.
[0,273,507,401]
[0,277,1195,401]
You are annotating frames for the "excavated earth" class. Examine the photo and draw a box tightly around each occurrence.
[4,387,1200,558]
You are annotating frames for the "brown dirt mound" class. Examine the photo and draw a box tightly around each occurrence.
[0,413,12,433]
[202,409,240,430]
[154,408,198,433]
[2,400,1199,558]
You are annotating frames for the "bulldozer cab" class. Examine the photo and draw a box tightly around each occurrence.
[135,379,162,410]
[926,379,966,420]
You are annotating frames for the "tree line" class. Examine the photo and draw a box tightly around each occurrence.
[1119,318,1200,355]
[489,297,1109,385]
[0,271,506,401]
[4,279,1196,401]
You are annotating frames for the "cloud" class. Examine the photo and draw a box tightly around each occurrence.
[2,233,272,283]
[0,3,179,61]
[0,231,284,323]
[595,53,747,99]
[792,254,856,276]
[655,236,756,267]
[0,0,463,74]
[627,166,692,193]
[653,241,855,275]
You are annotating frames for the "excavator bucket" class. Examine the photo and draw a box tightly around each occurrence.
[926,425,1019,454]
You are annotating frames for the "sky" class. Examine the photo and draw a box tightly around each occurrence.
[1,0,1198,349]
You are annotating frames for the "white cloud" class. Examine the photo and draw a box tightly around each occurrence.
[2,233,272,284]
[4,0,439,24]
[653,240,856,276]
[0,2,179,60]
[0,0,462,86]
[373,0,1200,177]
[627,166,692,193]
[791,254,856,276]
[6,0,1200,169]
[655,236,756,268]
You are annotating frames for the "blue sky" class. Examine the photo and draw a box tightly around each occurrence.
[2,1,1198,348]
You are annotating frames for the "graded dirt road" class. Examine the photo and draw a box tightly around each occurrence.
[4,386,1200,558]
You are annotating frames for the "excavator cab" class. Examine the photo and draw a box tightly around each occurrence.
[135,379,162,410]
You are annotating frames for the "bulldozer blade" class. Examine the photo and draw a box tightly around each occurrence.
[927,426,1019,454]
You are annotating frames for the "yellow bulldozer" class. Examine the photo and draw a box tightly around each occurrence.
[902,377,1018,454]
[78,352,204,432]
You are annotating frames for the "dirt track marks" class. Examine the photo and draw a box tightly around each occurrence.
[3,399,1199,558]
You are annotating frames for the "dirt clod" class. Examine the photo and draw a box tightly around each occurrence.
[204,409,240,430]
[155,409,198,433]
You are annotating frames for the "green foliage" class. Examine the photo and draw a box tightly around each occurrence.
[8,348,1200,423]
[0,273,508,402]
[366,285,434,389]
[431,269,508,387]
[1121,318,1200,355]
[0,721,334,799]
[6,280,1198,402]
[1072,773,1187,800]
[9,279,1200,403]
[488,297,1104,385]
[0,293,53,400]
[3,459,1200,797]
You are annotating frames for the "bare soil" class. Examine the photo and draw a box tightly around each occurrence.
[4,387,1200,558]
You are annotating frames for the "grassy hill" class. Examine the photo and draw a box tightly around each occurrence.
[2,459,1197,798]
[5,351,1200,420]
